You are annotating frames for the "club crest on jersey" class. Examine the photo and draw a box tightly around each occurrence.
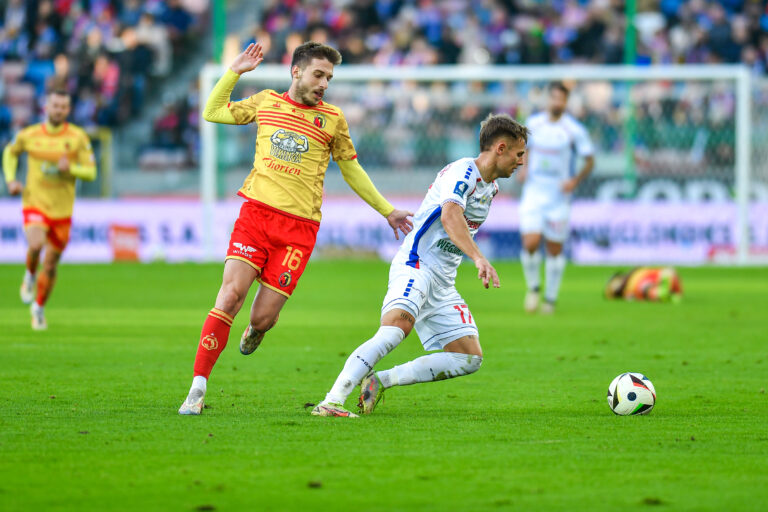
[313,114,326,128]
[202,334,218,351]
[270,129,309,163]
[278,270,292,288]
[453,181,469,197]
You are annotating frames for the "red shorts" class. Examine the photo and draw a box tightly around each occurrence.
[23,208,72,252]
[225,200,319,297]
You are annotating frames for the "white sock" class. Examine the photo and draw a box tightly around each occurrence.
[377,352,483,388]
[544,253,566,303]
[191,375,207,394]
[324,326,405,404]
[520,249,541,292]
[24,270,34,281]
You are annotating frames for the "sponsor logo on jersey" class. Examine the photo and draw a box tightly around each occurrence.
[453,181,469,197]
[313,114,326,128]
[262,156,302,176]
[278,270,292,288]
[403,278,415,297]
[270,129,309,163]
[201,334,218,351]
[233,242,257,253]
[436,238,463,256]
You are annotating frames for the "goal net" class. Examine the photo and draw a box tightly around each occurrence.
[199,64,765,265]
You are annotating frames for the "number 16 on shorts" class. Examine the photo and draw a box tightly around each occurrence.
[453,304,473,324]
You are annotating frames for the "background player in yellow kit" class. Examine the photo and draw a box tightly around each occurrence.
[179,41,414,415]
[2,90,97,330]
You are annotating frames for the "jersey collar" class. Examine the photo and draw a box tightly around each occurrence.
[42,121,69,136]
[281,91,324,109]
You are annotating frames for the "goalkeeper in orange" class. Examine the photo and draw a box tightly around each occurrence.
[604,267,683,302]
[2,90,97,330]
[178,41,414,415]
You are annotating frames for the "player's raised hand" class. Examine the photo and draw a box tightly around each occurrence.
[475,257,500,289]
[6,180,22,195]
[230,42,265,75]
[387,208,414,240]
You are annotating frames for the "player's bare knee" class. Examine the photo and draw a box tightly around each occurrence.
[380,308,415,337]
[249,311,277,332]
[216,286,246,316]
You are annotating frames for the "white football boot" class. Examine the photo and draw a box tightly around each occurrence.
[540,300,556,315]
[179,388,205,415]
[524,289,540,313]
[20,272,35,305]
[310,401,359,418]
[30,302,47,330]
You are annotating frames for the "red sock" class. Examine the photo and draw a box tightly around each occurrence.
[36,272,55,306]
[26,250,39,276]
[193,308,234,379]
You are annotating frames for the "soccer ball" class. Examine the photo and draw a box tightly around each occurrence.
[607,372,656,415]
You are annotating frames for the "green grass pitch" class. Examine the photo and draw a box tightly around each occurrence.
[1,261,766,511]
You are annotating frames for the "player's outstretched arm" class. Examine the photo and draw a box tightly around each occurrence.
[338,159,414,239]
[2,142,23,195]
[441,201,500,289]
[202,42,265,125]
[562,154,594,193]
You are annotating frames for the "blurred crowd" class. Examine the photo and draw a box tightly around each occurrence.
[0,0,205,149]
[248,0,768,71]
[2,0,767,180]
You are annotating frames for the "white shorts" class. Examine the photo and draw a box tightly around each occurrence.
[381,264,478,351]
[519,188,570,243]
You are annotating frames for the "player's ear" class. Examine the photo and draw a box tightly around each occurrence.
[291,65,301,80]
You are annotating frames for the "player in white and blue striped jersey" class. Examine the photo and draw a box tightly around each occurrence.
[517,82,595,314]
[312,114,529,417]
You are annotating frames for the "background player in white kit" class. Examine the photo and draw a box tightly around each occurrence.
[517,82,595,314]
[311,114,529,417]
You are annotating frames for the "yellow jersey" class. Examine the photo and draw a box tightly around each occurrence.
[5,122,96,219]
[228,90,357,222]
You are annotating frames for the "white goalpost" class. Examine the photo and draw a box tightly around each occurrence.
[199,63,754,264]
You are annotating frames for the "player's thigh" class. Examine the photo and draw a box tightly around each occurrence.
[522,232,542,252]
[542,202,570,244]
[381,264,431,321]
[414,286,478,352]
[24,225,47,250]
[41,244,63,270]
[444,335,482,357]
[216,258,260,311]
[519,193,545,241]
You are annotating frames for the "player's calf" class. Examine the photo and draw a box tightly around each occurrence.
[375,352,483,392]
[239,314,278,355]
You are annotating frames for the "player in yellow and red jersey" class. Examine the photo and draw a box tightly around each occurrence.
[2,90,97,330]
[179,41,414,414]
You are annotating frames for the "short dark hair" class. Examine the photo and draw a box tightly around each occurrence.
[549,81,570,96]
[48,89,71,99]
[479,113,529,151]
[291,41,342,69]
